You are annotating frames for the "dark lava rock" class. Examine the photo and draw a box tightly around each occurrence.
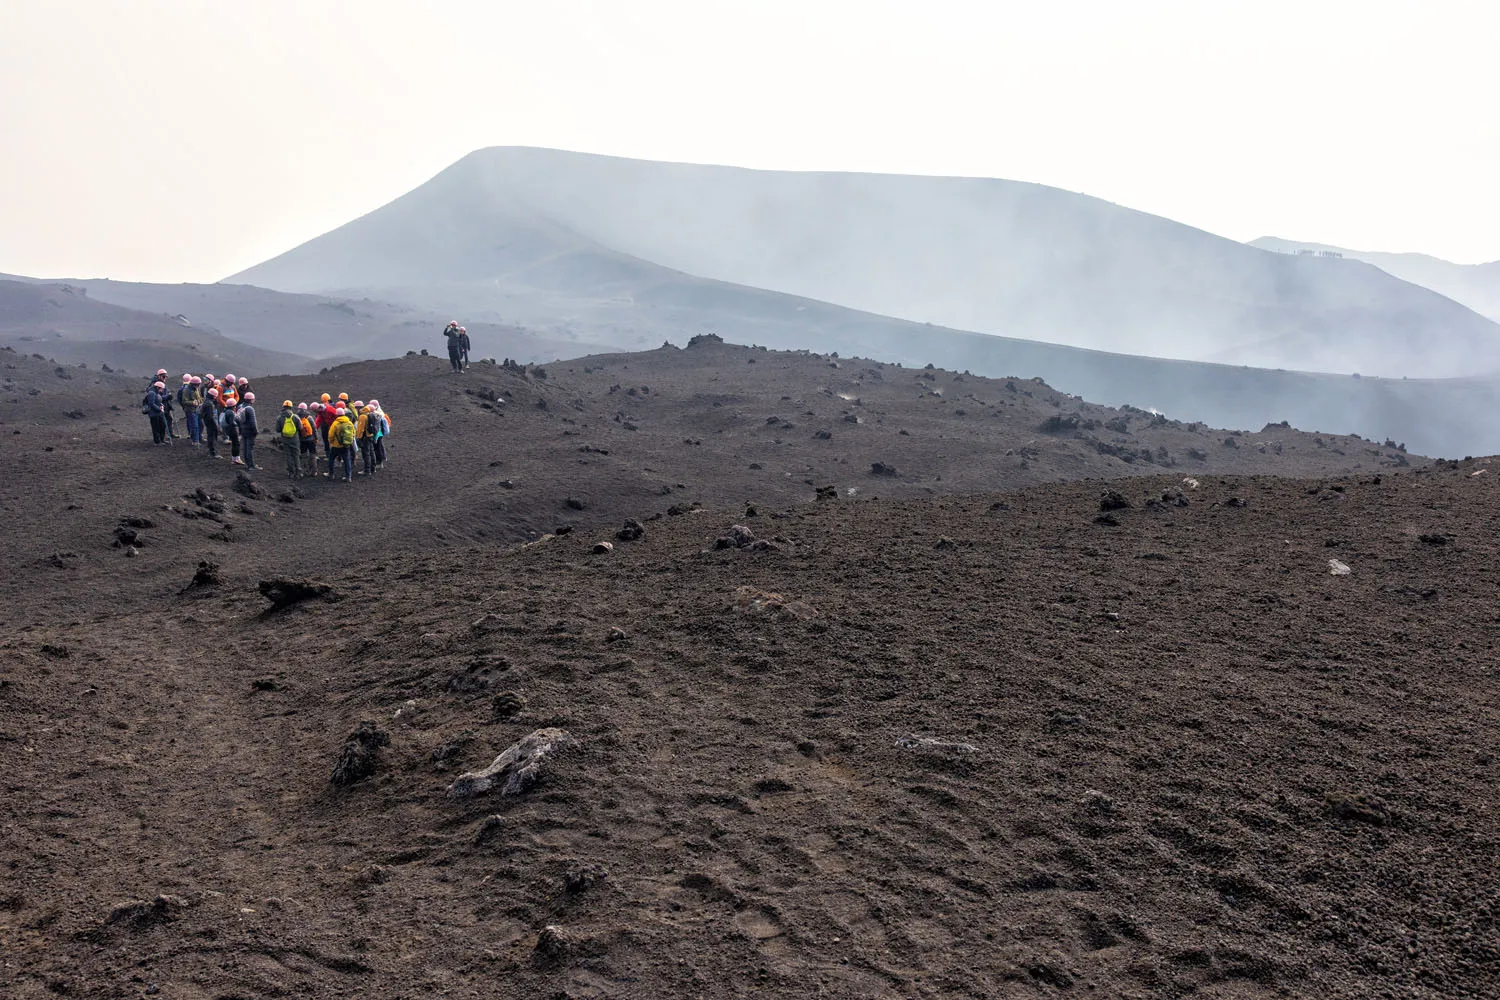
[871,461,898,476]
[330,721,390,787]
[1099,490,1133,512]
[232,471,264,498]
[533,925,574,967]
[429,730,477,766]
[259,578,335,610]
[491,690,526,720]
[565,496,587,511]
[187,561,221,589]
[106,895,185,929]
[563,865,607,895]
[616,518,645,542]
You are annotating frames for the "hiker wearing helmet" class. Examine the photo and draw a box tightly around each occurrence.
[443,321,464,373]
[160,382,177,442]
[459,326,471,369]
[370,399,391,469]
[239,392,260,469]
[179,375,202,445]
[354,402,379,477]
[315,397,337,469]
[199,387,221,457]
[328,406,356,482]
[143,380,168,444]
[297,403,318,477]
[276,400,301,478]
[223,390,243,465]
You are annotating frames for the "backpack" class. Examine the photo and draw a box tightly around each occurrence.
[299,416,315,439]
[141,391,153,415]
[280,413,299,439]
[359,413,378,441]
[332,419,355,447]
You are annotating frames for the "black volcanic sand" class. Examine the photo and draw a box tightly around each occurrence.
[4,342,1495,999]
[0,340,1414,622]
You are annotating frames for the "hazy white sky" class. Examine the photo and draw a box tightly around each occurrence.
[2,0,1496,283]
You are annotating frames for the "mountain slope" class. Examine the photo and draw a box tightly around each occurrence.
[0,273,616,364]
[1250,236,1500,321]
[230,147,1500,378]
[0,279,315,375]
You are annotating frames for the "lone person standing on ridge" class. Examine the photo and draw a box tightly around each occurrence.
[443,320,464,373]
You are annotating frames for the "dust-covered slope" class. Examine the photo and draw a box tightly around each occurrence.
[0,273,616,365]
[1252,237,1500,321]
[0,279,315,376]
[0,339,1423,629]
[3,464,1496,999]
[229,146,1500,378]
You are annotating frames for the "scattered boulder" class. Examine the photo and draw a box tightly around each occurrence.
[533,925,574,967]
[713,524,758,550]
[330,721,390,787]
[449,727,573,798]
[1418,533,1450,545]
[563,865,607,895]
[607,627,628,642]
[615,518,645,542]
[592,541,614,555]
[1099,490,1133,512]
[232,471,264,498]
[429,730,478,766]
[686,332,724,348]
[491,690,526,720]
[106,895,185,929]
[259,578,336,609]
[1325,791,1394,826]
[815,485,838,502]
[732,586,818,620]
[186,561,220,590]
[1327,559,1352,576]
[565,496,587,511]
[112,526,140,548]
[474,814,506,845]
[870,461,898,476]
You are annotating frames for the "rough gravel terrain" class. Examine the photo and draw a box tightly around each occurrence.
[4,340,1495,999]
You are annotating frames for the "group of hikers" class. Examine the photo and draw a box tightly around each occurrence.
[141,369,392,482]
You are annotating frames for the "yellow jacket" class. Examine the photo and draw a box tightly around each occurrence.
[329,414,356,447]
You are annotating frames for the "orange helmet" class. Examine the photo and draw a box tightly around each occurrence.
[320,393,331,403]
[281,399,294,408]
[338,392,349,401]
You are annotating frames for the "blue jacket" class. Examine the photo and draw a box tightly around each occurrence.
[239,404,259,436]
[144,388,164,416]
